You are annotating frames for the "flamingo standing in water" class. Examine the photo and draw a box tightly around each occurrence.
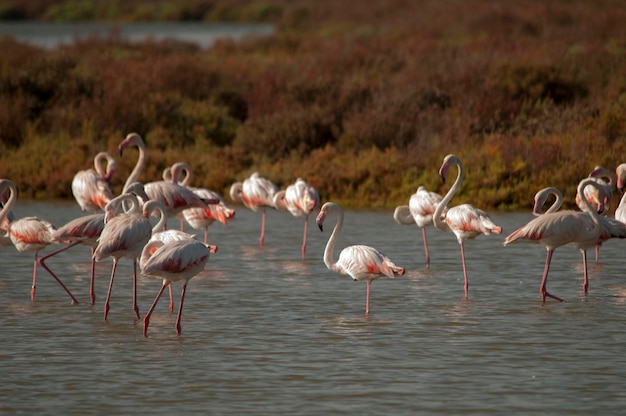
[0,179,79,303]
[316,202,405,315]
[230,172,279,245]
[163,163,235,242]
[433,154,503,299]
[577,165,614,262]
[94,194,166,321]
[533,184,626,294]
[504,179,626,302]
[118,133,216,229]
[393,185,446,268]
[72,151,117,213]
[140,238,211,336]
[273,178,320,258]
[39,213,104,305]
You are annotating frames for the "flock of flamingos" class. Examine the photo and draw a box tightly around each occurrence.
[2,132,626,336]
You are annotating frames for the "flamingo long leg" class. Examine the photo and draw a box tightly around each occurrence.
[459,242,469,299]
[540,249,564,303]
[168,285,174,312]
[103,258,118,321]
[30,253,38,302]
[581,249,589,294]
[301,216,309,258]
[175,282,188,335]
[421,226,430,268]
[89,248,96,305]
[38,241,81,304]
[260,208,267,245]
[132,260,140,320]
[143,281,167,337]
[365,281,371,315]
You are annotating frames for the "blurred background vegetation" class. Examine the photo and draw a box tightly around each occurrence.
[0,0,625,210]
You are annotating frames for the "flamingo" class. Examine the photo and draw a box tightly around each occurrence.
[94,194,166,321]
[393,185,446,267]
[164,163,235,242]
[316,201,405,315]
[576,165,613,214]
[230,172,279,245]
[1,179,79,304]
[614,163,626,224]
[140,238,211,336]
[38,213,104,305]
[72,151,117,213]
[433,154,503,299]
[577,165,614,262]
[543,185,626,293]
[273,178,320,258]
[504,179,626,302]
[118,133,216,228]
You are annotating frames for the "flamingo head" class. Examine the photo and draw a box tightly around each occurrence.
[119,132,144,157]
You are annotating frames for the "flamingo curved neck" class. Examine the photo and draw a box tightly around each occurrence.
[393,205,414,225]
[123,142,146,193]
[323,207,343,271]
[0,180,17,223]
[146,204,167,233]
[575,178,604,240]
[434,159,463,232]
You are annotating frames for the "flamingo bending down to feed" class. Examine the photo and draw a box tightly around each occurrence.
[273,178,320,258]
[72,151,117,213]
[433,154,503,299]
[38,212,105,305]
[316,201,405,315]
[94,194,167,321]
[118,133,217,229]
[393,185,446,268]
[230,172,279,245]
[140,238,211,336]
[504,179,626,302]
[1,179,79,304]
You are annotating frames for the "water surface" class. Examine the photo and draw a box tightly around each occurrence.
[2,202,626,415]
[0,21,273,48]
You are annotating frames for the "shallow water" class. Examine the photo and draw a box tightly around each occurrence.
[0,21,273,49]
[2,201,626,415]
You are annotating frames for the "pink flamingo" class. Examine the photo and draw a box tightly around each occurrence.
[433,154,503,299]
[39,213,104,305]
[94,194,167,321]
[1,179,79,304]
[504,179,626,302]
[118,133,216,228]
[72,151,117,213]
[576,165,613,214]
[614,163,626,224]
[140,238,211,336]
[577,165,614,262]
[230,172,279,245]
[316,201,405,315]
[393,185,446,268]
[273,178,320,258]
[163,163,235,241]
